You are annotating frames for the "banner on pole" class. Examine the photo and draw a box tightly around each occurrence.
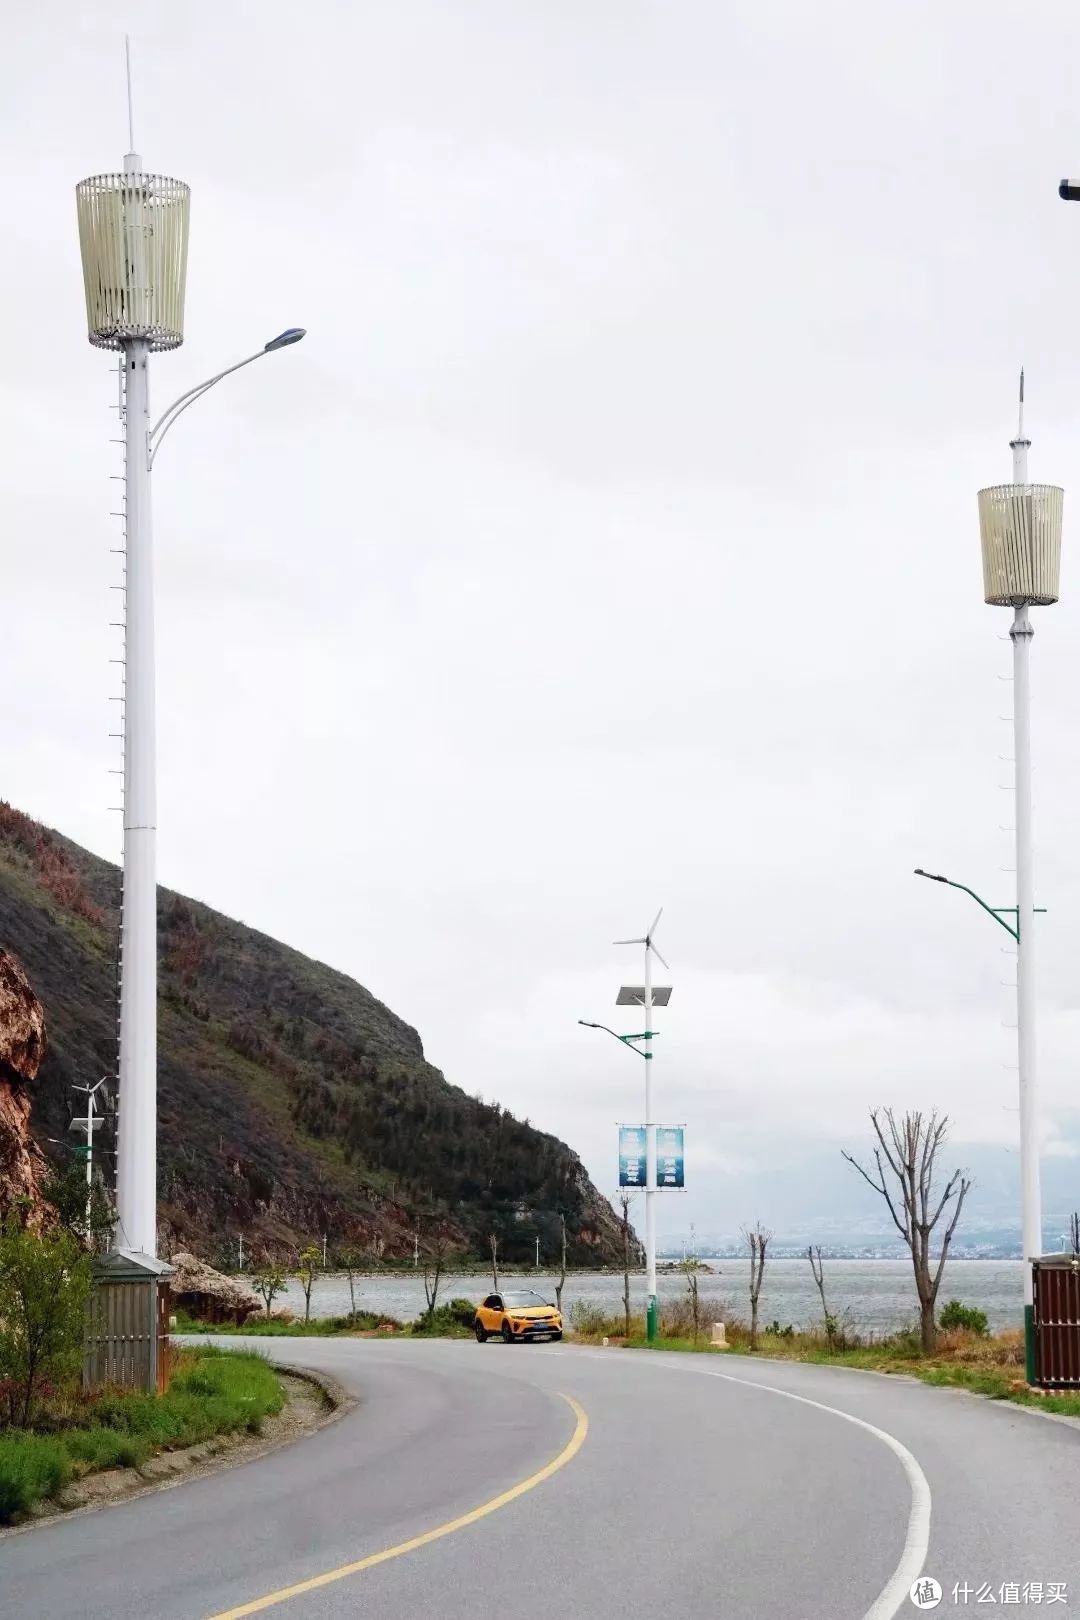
[618,1125,646,1188]
[656,1125,685,1189]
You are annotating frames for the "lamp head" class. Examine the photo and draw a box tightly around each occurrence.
[265,328,306,351]
[914,868,949,884]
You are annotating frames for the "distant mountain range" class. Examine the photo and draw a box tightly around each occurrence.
[655,1141,1080,1258]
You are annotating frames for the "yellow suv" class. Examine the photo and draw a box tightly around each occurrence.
[474,1289,563,1344]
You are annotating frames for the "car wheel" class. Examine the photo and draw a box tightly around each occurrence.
[502,1319,515,1344]
[474,1321,487,1343]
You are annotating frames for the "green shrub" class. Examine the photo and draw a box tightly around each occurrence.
[0,1218,91,1427]
[765,1320,795,1339]
[940,1300,989,1337]
[411,1298,476,1336]
[0,1434,71,1521]
[446,1297,479,1328]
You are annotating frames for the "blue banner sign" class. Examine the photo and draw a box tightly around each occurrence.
[618,1125,647,1188]
[656,1125,685,1189]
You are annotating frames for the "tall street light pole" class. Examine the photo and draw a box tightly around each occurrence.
[921,377,1062,1381]
[580,909,671,1343]
[76,69,304,1258]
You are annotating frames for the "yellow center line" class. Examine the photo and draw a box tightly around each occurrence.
[206,1392,589,1619]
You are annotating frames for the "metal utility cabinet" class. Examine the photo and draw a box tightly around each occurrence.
[1031,1254,1080,1388]
[84,1249,174,1394]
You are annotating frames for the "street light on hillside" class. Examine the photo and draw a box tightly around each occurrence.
[75,45,304,1258]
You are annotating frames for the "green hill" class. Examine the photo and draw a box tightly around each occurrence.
[0,803,623,1267]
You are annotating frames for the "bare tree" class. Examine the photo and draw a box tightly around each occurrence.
[339,1247,363,1323]
[555,1213,568,1317]
[422,1228,448,1324]
[489,1231,499,1290]
[843,1109,971,1352]
[682,1254,702,1343]
[742,1224,771,1349]
[297,1245,321,1324]
[619,1193,634,1337]
[807,1245,834,1346]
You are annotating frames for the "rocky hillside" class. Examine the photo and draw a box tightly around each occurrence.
[0,948,50,1226]
[0,804,624,1266]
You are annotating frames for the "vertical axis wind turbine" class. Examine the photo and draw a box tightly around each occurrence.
[614,908,670,1342]
[75,45,191,1257]
[977,371,1064,1380]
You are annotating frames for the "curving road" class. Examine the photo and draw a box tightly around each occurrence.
[4,1338,1080,1618]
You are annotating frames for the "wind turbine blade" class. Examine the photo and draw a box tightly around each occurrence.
[613,937,646,946]
[647,906,664,939]
[649,943,670,970]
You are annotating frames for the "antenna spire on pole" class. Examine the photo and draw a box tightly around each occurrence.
[1018,366,1025,442]
[124,36,140,172]
[1010,366,1030,484]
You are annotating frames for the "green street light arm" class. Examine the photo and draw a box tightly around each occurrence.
[913,868,1046,942]
[578,1019,653,1056]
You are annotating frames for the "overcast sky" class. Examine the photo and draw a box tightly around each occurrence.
[6,1,1080,1236]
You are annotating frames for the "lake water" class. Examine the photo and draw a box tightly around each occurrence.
[277,1258,1027,1336]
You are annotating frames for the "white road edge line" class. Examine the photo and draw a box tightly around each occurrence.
[578,1351,930,1620]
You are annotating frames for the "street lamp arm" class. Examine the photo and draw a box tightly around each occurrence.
[149,350,265,466]
[577,1019,647,1055]
[148,329,306,467]
[913,868,1019,941]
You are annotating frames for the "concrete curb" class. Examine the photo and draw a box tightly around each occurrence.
[263,1359,357,1423]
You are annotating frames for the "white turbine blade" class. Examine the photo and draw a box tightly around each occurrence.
[647,906,664,939]
[649,942,670,971]
[613,936,647,946]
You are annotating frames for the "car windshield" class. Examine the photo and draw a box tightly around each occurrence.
[501,1291,553,1309]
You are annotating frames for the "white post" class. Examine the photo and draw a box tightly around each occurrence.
[1009,393,1042,1339]
[1012,602,1042,1309]
[323,1233,328,1268]
[238,1232,244,1272]
[116,332,158,1259]
[535,1237,540,1269]
[643,938,657,1334]
[85,1099,94,1238]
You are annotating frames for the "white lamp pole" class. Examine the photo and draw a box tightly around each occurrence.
[76,75,304,1258]
[642,925,657,1331]
[977,375,1063,1381]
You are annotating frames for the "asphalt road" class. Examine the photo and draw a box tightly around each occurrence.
[4,1338,1080,1619]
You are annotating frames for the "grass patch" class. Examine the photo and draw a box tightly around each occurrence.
[0,1347,285,1524]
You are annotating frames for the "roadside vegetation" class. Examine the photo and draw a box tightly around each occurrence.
[0,1345,283,1523]
[0,1211,285,1525]
[568,1296,1080,1419]
[176,1298,478,1340]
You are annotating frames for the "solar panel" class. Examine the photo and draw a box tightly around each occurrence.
[616,986,672,1006]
